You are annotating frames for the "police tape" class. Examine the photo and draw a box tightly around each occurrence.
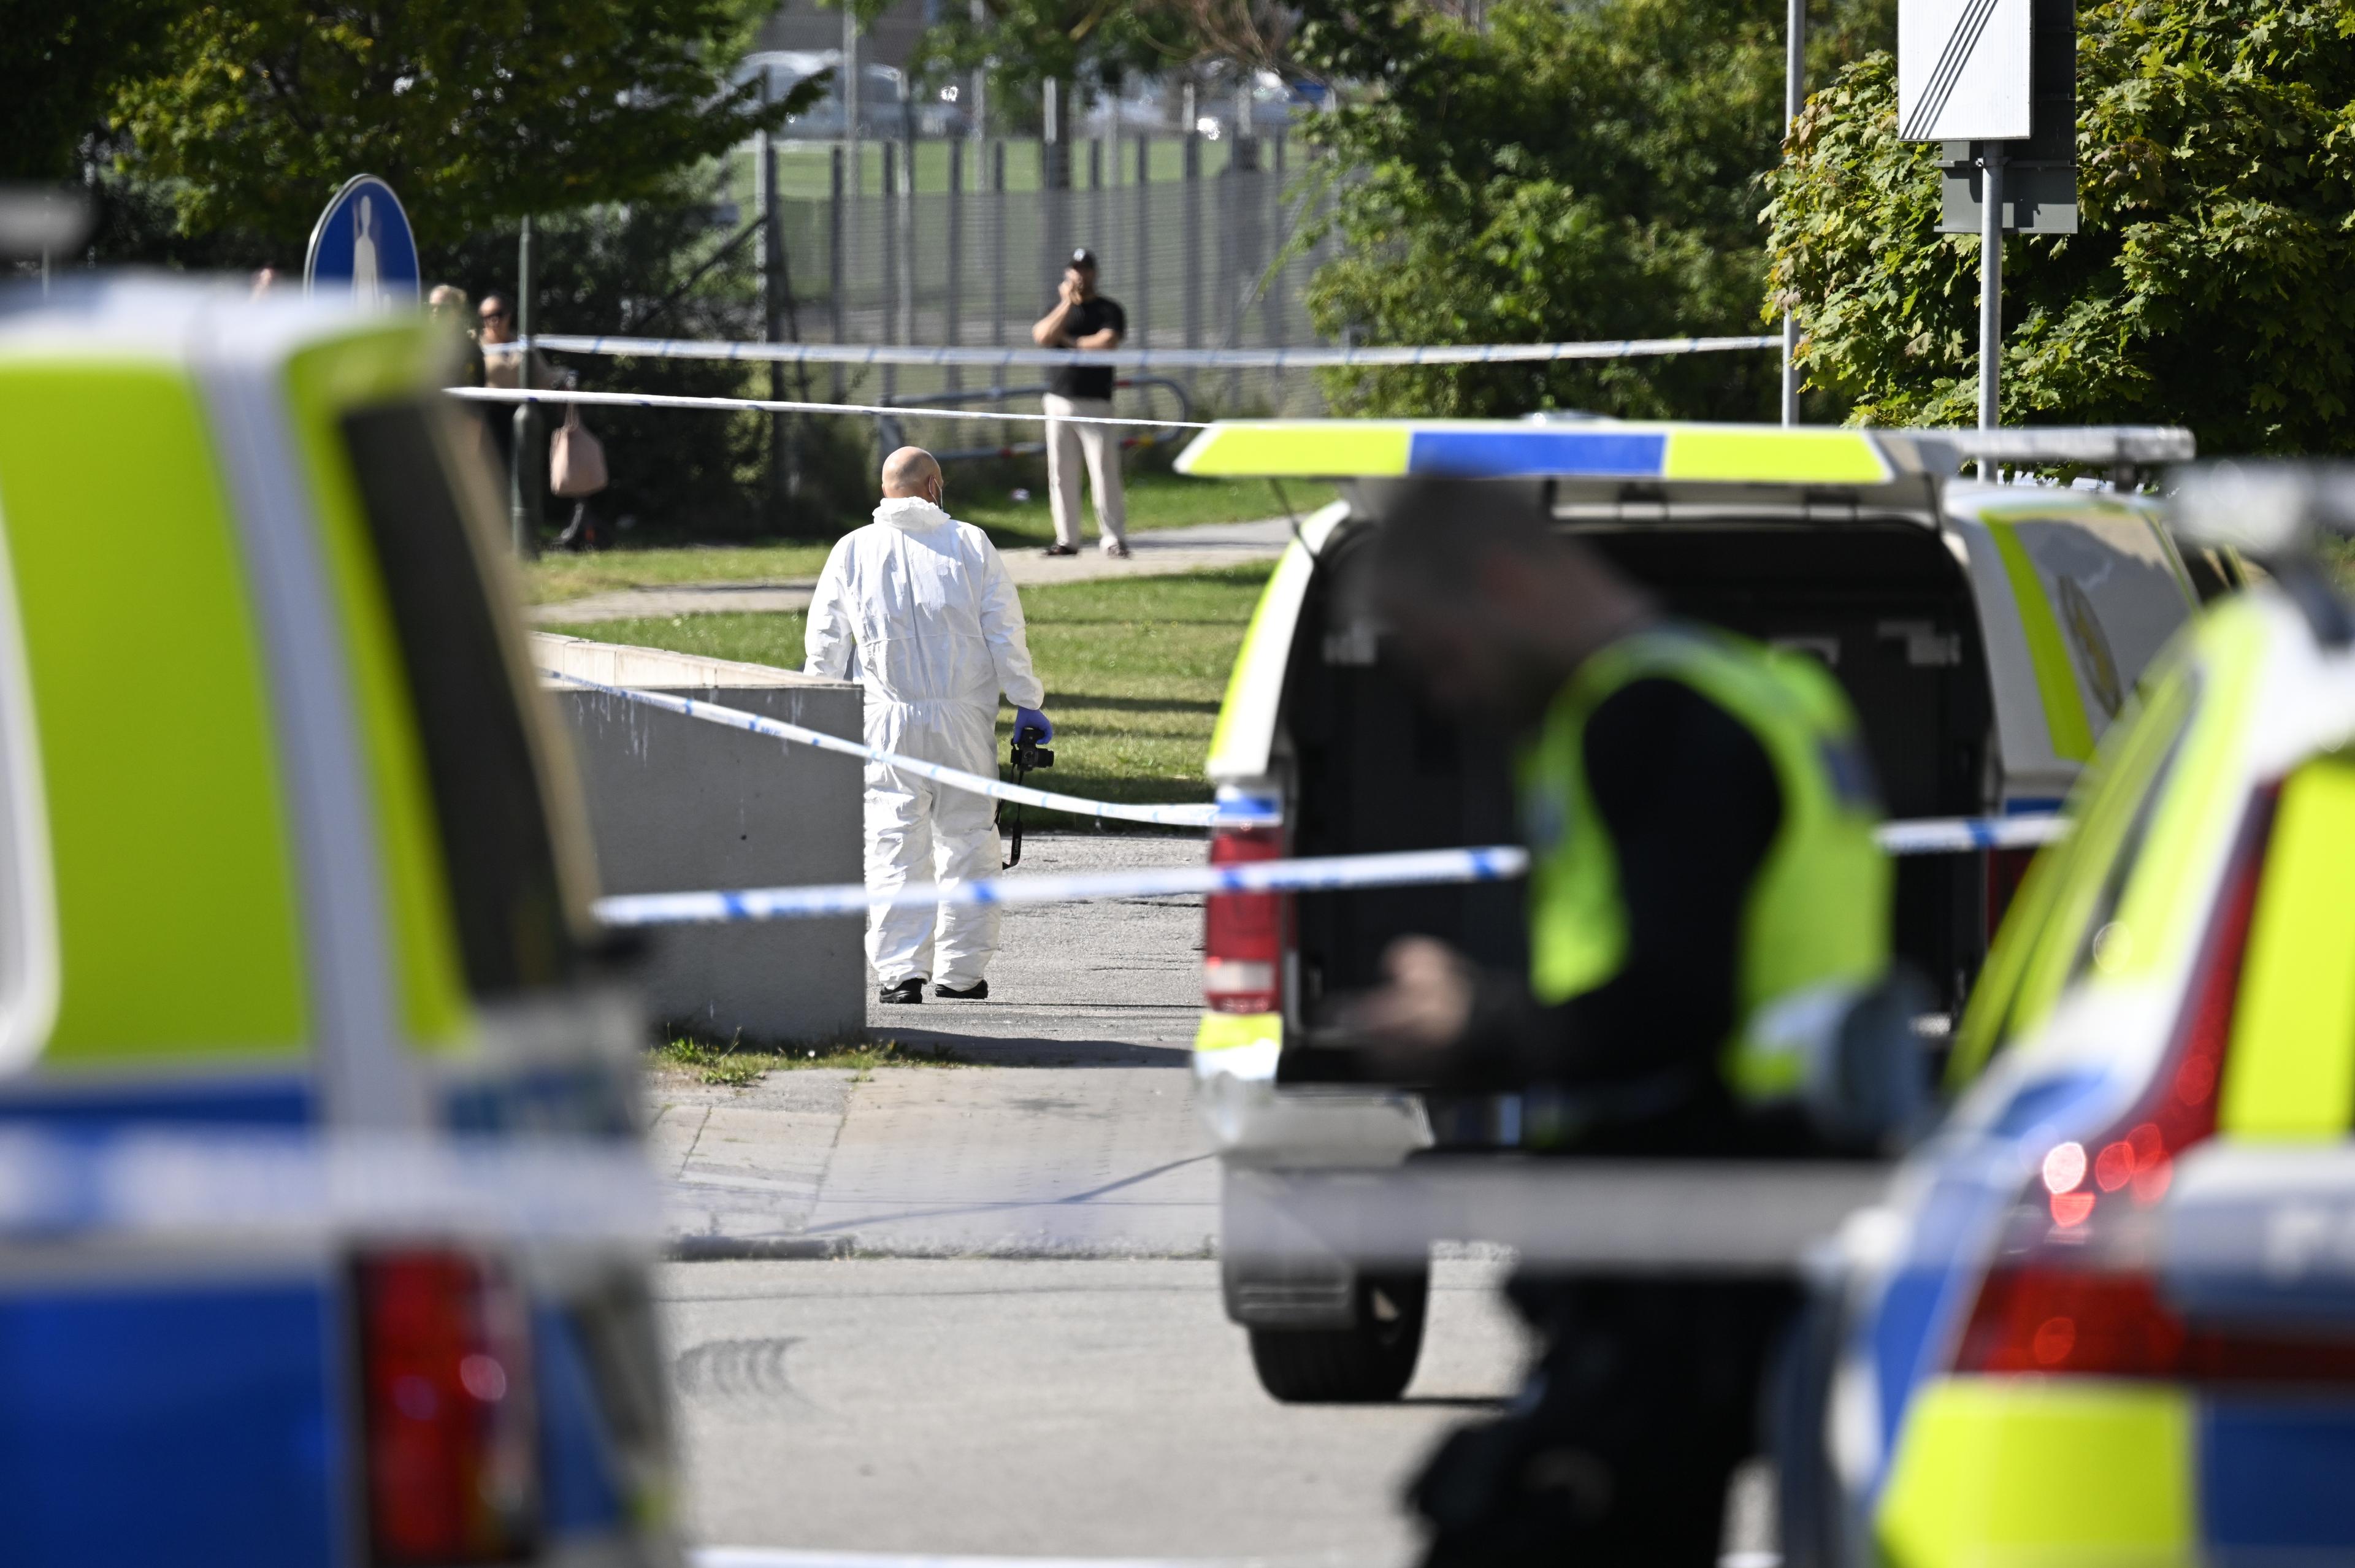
[1875,814,2069,854]
[451,384,1202,431]
[520,332,1783,370]
[595,845,1533,927]
[555,672,2070,893]
[0,1128,665,1244]
[594,814,2073,928]
[543,669,1279,830]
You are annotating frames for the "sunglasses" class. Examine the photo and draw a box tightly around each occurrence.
[480,309,512,322]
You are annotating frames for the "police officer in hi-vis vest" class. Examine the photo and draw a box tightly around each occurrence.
[1349,481,1897,1567]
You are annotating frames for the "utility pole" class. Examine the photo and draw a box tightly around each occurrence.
[758,106,792,510]
[969,0,987,137]
[1977,143,2005,480]
[508,214,537,556]
[842,5,861,185]
[1780,0,1805,426]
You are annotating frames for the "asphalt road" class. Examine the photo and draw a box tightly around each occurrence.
[658,1256,1530,1567]
[654,833,1530,1565]
[652,833,1774,1567]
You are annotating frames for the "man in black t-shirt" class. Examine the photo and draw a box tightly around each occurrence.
[1030,248,1130,557]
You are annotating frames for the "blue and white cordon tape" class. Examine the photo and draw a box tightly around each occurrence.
[518,332,1783,372]
[1875,814,2067,855]
[454,384,1202,431]
[557,673,2070,927]
[597,845,1532,928]
[545,670,1278,830]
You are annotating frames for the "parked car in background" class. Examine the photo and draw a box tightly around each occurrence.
[0,279,673,1567]
[734,50,963,140]
[1175,418,2229,1401]
[1778,470,2355,1568]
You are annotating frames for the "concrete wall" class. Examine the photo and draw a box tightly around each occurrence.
[535,633,867,1045]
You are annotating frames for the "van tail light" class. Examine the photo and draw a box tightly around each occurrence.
[1205,827,1287,1014]
[1986,846,2037,943]
[1948,789,2355,1383]
[355,1249,539,1564]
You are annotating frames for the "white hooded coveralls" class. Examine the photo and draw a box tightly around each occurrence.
[805,497,1045,988]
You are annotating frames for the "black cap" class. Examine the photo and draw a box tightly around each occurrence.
[1070,248,1097,269]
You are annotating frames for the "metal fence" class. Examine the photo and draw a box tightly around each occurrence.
[748,130,1339,438]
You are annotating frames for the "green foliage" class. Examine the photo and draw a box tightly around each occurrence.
[109,0,810,253]
[1293,0,1891,419]
[0,0,190,180]
[1765,4,2355,451]
[434,191,870,543]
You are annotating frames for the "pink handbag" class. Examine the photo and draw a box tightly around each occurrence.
[550,402,608,497]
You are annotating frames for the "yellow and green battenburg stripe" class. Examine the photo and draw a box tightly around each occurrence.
[0,362,310,1061]
[1175,421,1891,487]
[1195,1012,1281,1054]
[1875,1378,2198,1568]
[2220,755,2355,1141]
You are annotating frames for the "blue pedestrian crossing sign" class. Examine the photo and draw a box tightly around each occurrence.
[303,174,421,310]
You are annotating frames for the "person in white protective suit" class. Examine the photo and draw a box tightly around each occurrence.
[805,447,1052,1004]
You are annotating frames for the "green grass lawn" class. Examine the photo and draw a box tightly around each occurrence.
[524,472,1327,603]
[540,564,1272,820]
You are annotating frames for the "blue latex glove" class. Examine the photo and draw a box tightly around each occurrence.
[1014,706,1054,742]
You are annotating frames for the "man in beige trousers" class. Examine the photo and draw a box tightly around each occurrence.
[1030,248,1129,558]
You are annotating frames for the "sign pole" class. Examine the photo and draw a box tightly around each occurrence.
[1977,144,2004,480]
[510,213,537,556]
[1780,0,1806,426]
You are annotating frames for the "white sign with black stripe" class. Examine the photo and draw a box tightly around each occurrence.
[1899,0,2031,142]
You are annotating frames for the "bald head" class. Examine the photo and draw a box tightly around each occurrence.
[881,446,943,500]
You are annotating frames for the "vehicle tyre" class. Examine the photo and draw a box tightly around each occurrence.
[1247,1271,1428,1402]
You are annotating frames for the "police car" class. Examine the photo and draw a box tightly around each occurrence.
[1778,467,2355,1568]
[0,281,675,1565]
[1178,418,2231,1401]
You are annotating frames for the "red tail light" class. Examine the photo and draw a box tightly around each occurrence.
[355,1249,538,1564]
[1205,827,1287,1014]
[1950,791,2354,1382]
[1986,845,2037,943]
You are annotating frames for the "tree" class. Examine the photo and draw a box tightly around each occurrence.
[1764,2,2355,451]
[1292,0,1890,420]
[109,0,809,254]
[0,0,190,181]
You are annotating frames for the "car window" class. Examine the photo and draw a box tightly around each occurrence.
[339,402,585,998]
[1987,505,2193,733]
[1950,659,2199,1084]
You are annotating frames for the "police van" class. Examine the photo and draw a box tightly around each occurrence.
[0,281,675,1565]
[1178,418,2233,1401]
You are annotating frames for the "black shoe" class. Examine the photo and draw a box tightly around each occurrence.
[1040,543,1078,557]
[933,979,989,1000]
[877,979,925,1004]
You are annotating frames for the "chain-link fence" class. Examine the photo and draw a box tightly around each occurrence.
[745,130,1339,456]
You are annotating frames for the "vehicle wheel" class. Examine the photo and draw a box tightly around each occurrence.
[1247,1271,1428,1402]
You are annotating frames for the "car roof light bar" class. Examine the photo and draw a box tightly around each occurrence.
[1176,419,2194,485]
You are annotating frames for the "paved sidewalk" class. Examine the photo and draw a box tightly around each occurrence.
[534,518,1291,624]
[649,834,1219,1257]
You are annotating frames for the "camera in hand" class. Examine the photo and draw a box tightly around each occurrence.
[1013,724,1054,772]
